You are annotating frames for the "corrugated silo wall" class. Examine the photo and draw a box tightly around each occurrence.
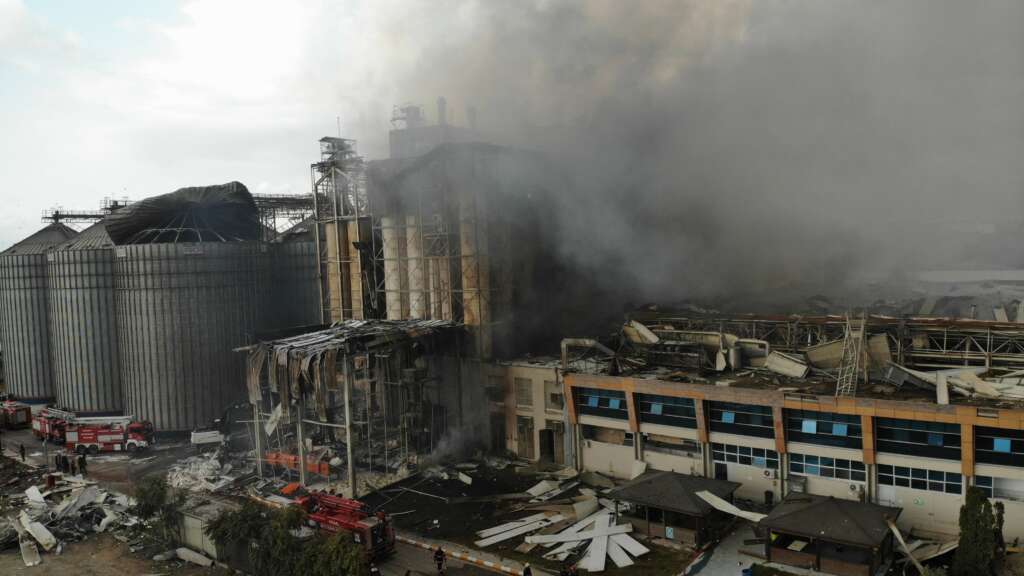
[271,241,320,329]
[115,242,262,431]
[0,254,55,400]
[48,249,122,413]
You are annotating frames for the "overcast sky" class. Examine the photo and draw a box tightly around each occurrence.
[0,0,414,247]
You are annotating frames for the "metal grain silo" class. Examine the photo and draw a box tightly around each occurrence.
[0,223,78,401]
[271,219,321,329]
[109,182,263,431]
[47,222,122,413]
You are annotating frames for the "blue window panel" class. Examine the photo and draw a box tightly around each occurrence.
[806,465,820,476]
[994,438,1012,453]
[587,396,599,407]
[609,398,621,410]
[651,403,663,415]
[927,433,944,447]
[833,423,848,437]
[753,457,766,468]
[722,412,736,424]
[802,419,817,434]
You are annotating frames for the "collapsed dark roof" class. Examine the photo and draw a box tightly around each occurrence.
[104,181,259,245]
[760,493,901,549]
[610,471,740,517]
[2,223,79,255]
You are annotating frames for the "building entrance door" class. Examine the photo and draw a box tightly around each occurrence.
[714,462,728,481]
[539,429,555,462]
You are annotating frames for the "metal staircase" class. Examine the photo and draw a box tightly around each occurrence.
[835,314,866,397]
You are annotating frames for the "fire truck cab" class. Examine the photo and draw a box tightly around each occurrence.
[296,492,396,561]
[31,409,67,442]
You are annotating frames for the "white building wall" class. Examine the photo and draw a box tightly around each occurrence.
[876,454,963,538]
[709,432,781,503]
[787,443,867,501]
[644,449,703,476]
[581,439,636,480]
[974,463,1024,543]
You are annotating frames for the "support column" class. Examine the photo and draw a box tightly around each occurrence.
[861,415,876,465]
[343,357,357,498]
[772,405,787,455]
[961,423,975,477]
[382,216,403,319]
[296,399,308,486]
[253,404,264,478]
[459,194,491,358]
[406,214,427,319]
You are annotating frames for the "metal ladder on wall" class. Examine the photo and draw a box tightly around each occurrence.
[835,314,866,397]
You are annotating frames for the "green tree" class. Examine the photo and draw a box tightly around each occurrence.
[133,475,185,545]
[208,501,367,576]
[953,487,997,576]
[301,532,369,576]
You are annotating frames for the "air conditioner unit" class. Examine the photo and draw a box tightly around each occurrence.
[762,468,777,479]
[848,483,859,492]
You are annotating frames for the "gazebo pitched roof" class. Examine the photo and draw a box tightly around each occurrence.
[610,471,740,517]
[760,493,901,548]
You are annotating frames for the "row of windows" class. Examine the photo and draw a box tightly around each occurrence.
[712,443,779,469]
[789,453,867,482]
[976,427,1024,467]
[877,464,962,494]
[573,393,1024,469]
[875,417,962,460]
[575,388,628,420]
[785,410,863,449]
[637,394,697,428]
[709,402,775,439]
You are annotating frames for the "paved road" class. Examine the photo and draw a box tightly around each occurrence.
[379,542,493,575]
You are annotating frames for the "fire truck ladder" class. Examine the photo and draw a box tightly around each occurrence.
[835,314,866,397]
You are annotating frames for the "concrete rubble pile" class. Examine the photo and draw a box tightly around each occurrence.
[0,472,140,567]
[166,447,254,493]
[473,472,651,573]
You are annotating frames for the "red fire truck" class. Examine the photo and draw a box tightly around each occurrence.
[32,408,68,442]
[32,408,154,453]
[66,420,154,454]
[296,492,396,561]
[0,401,32,429]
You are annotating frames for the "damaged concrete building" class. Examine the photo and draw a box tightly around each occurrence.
[545,312,1024,554]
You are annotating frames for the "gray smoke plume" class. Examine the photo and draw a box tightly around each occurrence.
[373,1,1024,310]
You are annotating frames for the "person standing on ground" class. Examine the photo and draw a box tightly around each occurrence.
[78,453,87,476]
[434,546,447,575]
[19,443,25,462]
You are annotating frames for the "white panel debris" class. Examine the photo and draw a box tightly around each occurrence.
[765,351,810,378]
[696,490,767,523]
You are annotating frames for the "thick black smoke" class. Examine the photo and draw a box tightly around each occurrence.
[381,1,1024,310]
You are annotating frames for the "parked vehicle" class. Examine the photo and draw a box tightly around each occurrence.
[295,492,396,561]
[65,420,154,454]
[0,401,32,430]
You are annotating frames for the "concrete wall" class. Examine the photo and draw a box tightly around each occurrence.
[876,454,963,538]
[500,362,563,463]
[581,438,636,480]
[709,432,780,502]
[975,463,1024,543]
[643,449,703,476]
[788,443,866,501]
